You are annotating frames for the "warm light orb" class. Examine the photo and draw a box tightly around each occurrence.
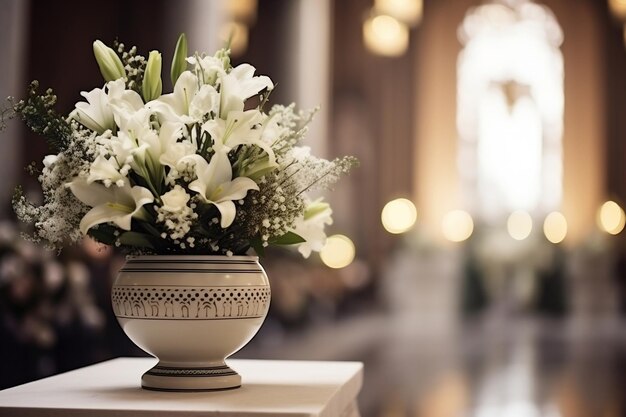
[320,235,356,269]
[598,201,626,235]
[442,210,474,242]
[381,198,417,234]
[375,0,423,26]
[610,0,626,21]
[507,211,533,240]
[363,13,409,57]
[220,21,249,57]
[225,0,258,23]
[543,211,567,244]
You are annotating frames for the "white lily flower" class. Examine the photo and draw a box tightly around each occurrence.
[113,106,153,142]
[108,87,145,128]
[143,122,179,162]
[70,79,143,134]
[186,55,224,85]
[109,133,148,169]
[70,87,114,134]
[87,155,126,186]
[219,63,273,117]
[290,199,333,258]
[202,109,275,164]
[184,151,259,228]
[112,120,190,175]
[159,140,196,170]
[259,113,287,144]
[189,85,220,122]
[110,108,156,173]
[137,122,189,185]
[148,71,219,124]
[67,178,154,235]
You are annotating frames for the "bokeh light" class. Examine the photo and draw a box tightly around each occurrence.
[597,200,626,235]
[543,211,567,244]
[320,235,356,269]
[225,0,258,23]
[220,21,249,57]
[363,13,409,57]
[381,198,417,234]
[375,0,423,26]
[609,0,626,21]
[442,210,474,242]
[507,211,533,240]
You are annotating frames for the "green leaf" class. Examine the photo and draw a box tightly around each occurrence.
[249,236,265,257]
[170,33,188,86]
[87,227,117,246]
[270,231,306,245]
[118,231,157,249]
[140,221,162,238]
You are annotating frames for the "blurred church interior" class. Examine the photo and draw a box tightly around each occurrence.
[1,0,626,416]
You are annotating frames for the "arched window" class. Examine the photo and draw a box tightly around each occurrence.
[457,0,564,222]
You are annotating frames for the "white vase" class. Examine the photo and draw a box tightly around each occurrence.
[111,255,271,391]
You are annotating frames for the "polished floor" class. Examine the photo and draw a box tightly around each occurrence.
[238,313,626,417]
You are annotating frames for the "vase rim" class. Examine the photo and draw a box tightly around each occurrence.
[125,254,259,262]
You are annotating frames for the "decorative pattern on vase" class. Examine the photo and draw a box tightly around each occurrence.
[112,286,271,319]
[145,364,238,378]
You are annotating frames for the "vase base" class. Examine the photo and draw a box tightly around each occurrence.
[141,363,242,391]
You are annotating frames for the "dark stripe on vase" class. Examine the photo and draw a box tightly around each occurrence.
[115,316,265,321]
[154,365,230,370]
[119,268,263,273]
[141,385,241,392]
[128,260,258,265]
[112,285,268,288]
[145,372,239,378]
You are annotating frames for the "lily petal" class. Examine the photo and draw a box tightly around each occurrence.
[70,103,109,133]
[87,155,125,184]
[68,178,154,235]
[160,141,196,169]
[67,178,116,208]
[213,177,259,202]
[189,84,219,121]
[230,63,274,99]
[149,71,199,123]
[183,151,233,201]
[184,155,212,201]
[80,204,133,235]
[210,150,236,189]
[212,200,236,228]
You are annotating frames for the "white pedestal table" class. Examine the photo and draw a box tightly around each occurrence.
[0,358,363,417]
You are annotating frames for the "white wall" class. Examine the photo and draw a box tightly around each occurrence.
[0,0,27,215]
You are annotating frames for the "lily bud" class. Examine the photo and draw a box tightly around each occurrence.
[215,48,231,70]
[142,51,163,101]
[170,33,188,85]
[304,200,331,220]
[93,40,126,82]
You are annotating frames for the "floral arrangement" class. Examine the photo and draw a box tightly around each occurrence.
[2,35,356,257]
